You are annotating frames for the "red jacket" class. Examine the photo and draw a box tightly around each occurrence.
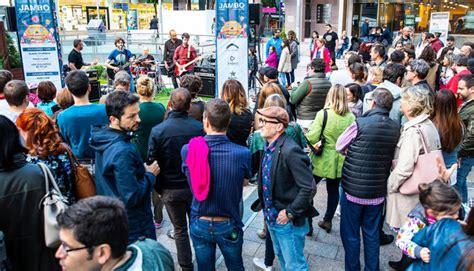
[447,69,471,107]
[430,38,444,53]
[312,47,331,73]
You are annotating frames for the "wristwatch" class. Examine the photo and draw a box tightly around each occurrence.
[285,210,294,220]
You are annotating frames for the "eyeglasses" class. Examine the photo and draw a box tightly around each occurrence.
[258,118,280,126]
[59,242,91,255]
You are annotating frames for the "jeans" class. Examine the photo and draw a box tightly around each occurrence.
[279,72,287,87]
[190,218,244,271]
[266,220,309,271]
[289,69,295,84]
[161,188,193,270]
[340,193,383,271]
[152,190,164,223]
[456,156,473,203]
[265,225,275,267]
[314,176,341,222]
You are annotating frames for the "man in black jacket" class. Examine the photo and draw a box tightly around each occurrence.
[253,106,316,271]
[147,88,204,271]
[336,88,400,271]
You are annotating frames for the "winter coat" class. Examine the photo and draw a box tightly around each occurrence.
[290,40,300,70]
[312,46,331,73]
[363,80,404,125]
[307,108,355,179]
[385,114,442,229]
[459,99,474,158]
[89,127,156,243]
[278,47,292,73]
[265,51,278,69]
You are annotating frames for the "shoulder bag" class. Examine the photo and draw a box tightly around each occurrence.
[38,163,69,248]
[305,109,328,156]
[394,127,444,195]
[63,144,96,200]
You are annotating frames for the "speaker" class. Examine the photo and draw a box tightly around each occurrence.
[89,81,101,102]
[6,7,17,32]
[199,76,215,97]
[249,4,261,25]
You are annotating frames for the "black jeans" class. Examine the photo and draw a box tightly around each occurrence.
[264,226,275,267]
[161,188,193,270]
[289,69,295,84]
[314,175,341,222]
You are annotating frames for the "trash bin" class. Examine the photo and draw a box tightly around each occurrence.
[85,19,106,45]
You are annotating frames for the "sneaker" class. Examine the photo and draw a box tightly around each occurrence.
[318,220,332,233]
[253,257,273,271]
[380,232,394,246]
[154,222,163,229]
[256,228,266,239]
[167,229,175,240]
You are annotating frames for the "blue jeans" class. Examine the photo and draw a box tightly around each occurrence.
[266,220,309,271]
[456,156,473,203]
[189,218,244,271]
[279,72,287,87]
[340,193,383,271]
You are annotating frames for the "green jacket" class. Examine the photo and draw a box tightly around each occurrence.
[459,99,474,158]
[306,108,355,179]
[115,238,174,271]
[290,73,331,120]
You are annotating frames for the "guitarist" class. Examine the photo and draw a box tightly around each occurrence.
[173,32,197,79]
[105,37,135,91]
[164,30,182,89]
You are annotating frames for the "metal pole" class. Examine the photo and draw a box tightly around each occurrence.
[96,0,100,19]
[159,0,164,43]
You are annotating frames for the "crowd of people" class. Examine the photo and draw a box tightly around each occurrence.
[0,24,473,271]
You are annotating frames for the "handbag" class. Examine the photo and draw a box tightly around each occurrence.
[394,127,444,195]
[38,163,68,248]
[63,144,96,199]
[305,109,328,156]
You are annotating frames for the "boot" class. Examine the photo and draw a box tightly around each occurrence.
[318,220,332,233]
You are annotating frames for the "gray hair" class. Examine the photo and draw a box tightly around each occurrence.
[453,54,468,67]
[408,59,430,79]
[263,93,287,109]
[113,71,131,87]
[372,88,394,111]
[401,85,433,117]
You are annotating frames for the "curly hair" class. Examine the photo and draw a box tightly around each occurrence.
[16,108,67,159]
[179,75,202,98]
[136,76,154,97]
[220,79,248,114]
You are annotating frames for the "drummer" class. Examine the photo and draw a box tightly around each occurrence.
[135,47,155,74]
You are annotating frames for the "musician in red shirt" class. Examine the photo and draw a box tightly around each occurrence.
[173,33,197,77]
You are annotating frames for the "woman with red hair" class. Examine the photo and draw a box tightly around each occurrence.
[16,108,76,203]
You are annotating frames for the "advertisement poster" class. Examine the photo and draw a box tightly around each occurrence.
[15,0,63,90]
[128,9,138,30]
[429,12,450,44]
[216,0,248,96]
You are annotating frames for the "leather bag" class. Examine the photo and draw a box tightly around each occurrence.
[38,163,68,248]
[393,127,444,195]
[63,144,96,199]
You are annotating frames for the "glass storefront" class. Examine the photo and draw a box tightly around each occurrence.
[352,0,474,35]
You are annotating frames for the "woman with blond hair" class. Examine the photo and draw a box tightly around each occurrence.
[362,66,383,97]
[135,76,166,228]
[220,79,253,146]
[255,82,293,121]
[306,84,355,233]
[16,108,76,204]
[386,85,441,229]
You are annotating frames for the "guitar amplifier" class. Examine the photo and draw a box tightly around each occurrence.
[194,66,216,78]
[199,76,216,98]
[86,69,98,81]
[89,80,101,102]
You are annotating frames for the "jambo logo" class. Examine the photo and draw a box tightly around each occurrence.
[219,2,245,10]
[19,5,50,12]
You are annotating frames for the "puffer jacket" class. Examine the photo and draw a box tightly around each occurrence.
[290,73,332,120]
[459,99,474,158]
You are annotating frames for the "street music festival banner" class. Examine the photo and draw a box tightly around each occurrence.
[15,0,63,90]
[216,0,249,96]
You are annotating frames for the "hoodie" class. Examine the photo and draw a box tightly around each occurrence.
[363,80,404,125]
[89,126,156,242]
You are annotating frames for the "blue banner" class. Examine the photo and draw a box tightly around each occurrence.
[15,0,63,90]
[216,0,249,96]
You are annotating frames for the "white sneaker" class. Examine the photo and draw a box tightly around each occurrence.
[253,257,273,271]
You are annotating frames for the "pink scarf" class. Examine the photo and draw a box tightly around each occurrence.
[186,136,210,201]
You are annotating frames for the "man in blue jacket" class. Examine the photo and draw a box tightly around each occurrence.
[90,91,160,242]
[265,29,283,59]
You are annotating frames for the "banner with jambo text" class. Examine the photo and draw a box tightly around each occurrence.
[15,0,63,90]
[216,0,249,96]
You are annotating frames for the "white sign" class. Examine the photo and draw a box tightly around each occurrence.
[429,12,450,44]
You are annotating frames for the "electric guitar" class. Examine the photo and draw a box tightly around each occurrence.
[106,62,134,80]
[175,55,205,76]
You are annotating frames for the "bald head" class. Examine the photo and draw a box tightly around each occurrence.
[170,88,191,112]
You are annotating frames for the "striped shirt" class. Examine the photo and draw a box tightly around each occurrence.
[181,135,251,227]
